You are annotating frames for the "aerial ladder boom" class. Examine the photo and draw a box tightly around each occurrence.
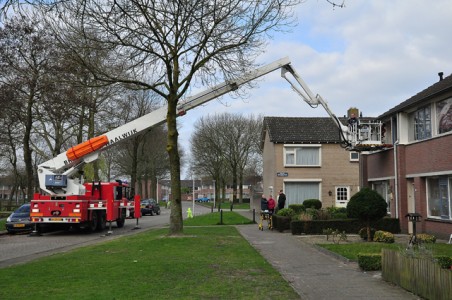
[38,56,386,196]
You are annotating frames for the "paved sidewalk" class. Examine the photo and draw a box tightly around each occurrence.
[235,210,420,300]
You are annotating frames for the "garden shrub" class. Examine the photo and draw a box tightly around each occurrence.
[434,256,452,269]
[272,214,291,232]
[373,217,401,233]
[359,227,375,240]
[276,208,295,217]
[303,199,322,210]
[288,204,305,214]
[417,233,436,244]
[358,254,382,271]
[316,209,331,220]
[290,218,400,235]
[373,230,394,243]
[298,211,313,221]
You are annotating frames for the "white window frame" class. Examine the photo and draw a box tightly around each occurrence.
[335,186,350,208]
[413,105,432,141]
[426,176,451,220]
[349,152,359,162]
[284,144,321,167]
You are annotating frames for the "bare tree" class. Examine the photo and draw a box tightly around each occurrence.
[0,15,62,200]
[191,113,262,204]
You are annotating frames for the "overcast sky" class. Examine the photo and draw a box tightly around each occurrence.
[175,0,452,178]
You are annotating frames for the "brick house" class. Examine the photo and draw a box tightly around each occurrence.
[261,116,361,209]
[361,73,452,239]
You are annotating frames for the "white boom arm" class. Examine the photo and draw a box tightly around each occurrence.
[38,56,386,196]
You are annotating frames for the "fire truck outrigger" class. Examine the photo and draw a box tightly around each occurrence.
[30,57,388,234]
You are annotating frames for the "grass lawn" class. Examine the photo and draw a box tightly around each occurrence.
[185,211,254,226]
[0,214,298,300]
[318,242,452,261]
[0,218,5,230]
[199,202,250,210]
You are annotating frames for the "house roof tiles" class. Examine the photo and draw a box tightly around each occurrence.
[263,116,347,144]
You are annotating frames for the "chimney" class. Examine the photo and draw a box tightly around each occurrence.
[438,72,444,81]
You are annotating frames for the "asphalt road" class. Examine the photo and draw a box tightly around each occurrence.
[0,201,211,269]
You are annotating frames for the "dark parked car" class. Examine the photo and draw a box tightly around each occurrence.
[5,203,33,234]
[140,199,161,216]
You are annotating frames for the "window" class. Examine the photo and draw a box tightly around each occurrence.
[373,181,391,213]
[284,145,321,167]
[285,181,320,205]
[335,186,350,207]
[336,187,349,201]
[436,98,452,134]
[413,106,431,140]
[349,152,359,162]
[427,176,451,219]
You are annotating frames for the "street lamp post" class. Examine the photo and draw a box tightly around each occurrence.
[213,180,216,209]
[192,174,195,216]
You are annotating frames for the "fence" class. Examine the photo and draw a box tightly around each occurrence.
[382,249,452,300]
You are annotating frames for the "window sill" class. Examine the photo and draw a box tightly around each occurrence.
[425,217,452,223]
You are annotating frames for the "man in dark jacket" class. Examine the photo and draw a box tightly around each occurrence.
[277,190,286,210]
[260,195,268,211]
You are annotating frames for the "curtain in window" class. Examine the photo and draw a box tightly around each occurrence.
[285,182,320,205]
[296,147,319,165]
[427,177,450,219]
[414,106,431,140]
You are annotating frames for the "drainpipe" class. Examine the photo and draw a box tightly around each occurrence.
[393,140,399,219]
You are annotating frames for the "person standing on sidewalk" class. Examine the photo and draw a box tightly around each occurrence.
[267,195,276,215]
[260,195,268,211]
[277,190,286,210]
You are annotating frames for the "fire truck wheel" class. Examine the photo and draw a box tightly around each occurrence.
[98,211,107,230]
[116,217,125,228]
[87,211,98,232]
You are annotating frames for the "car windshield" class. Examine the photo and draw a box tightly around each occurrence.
[15,205,30,213]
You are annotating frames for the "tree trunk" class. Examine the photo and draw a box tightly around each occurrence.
[24,92,35,201]
[167,96,183,235]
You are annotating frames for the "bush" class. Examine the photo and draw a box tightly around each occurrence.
[288,204,305,214]
[276,208,295,217]
[373,230,394,243]
[290,218,400,235]
[315,209,331,220]
[272,215,291,232]
[358,227,375,240]
[434,256,452,269]
[358,254,382,271]
[303,199,322,210]
[417,233,436,244]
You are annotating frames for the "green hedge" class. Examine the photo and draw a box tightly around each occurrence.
[288,204,305,214]
[358,254,382,271]
[272,215,291,232]
[291,218,400,235]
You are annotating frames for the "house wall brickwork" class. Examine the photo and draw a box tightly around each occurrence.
[263,139,359,208]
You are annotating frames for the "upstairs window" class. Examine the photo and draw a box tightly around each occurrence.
[437,98,452,134]
[414,106,431,140]
[284,145,321,167]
